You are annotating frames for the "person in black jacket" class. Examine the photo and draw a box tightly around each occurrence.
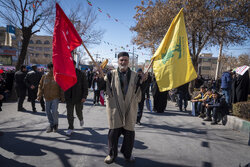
[136,68,151,125]
[206,91,229,125]
[14,65,27,111]
[176,83,189,111]
[0,74,7,111]
[92,72,102,105]
[24,65,42,112]
[64,61,88,136]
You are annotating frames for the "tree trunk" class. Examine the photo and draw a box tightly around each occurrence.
[15,27,32,71]
[215,42,223,80]
[189,54,199,94]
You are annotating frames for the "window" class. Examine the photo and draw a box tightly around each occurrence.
[212,59,217,64]
[36,40,42,44]
[44,40,50,44]
[36,47,43,51]
[202,66,211,70]
[28,47,34,51]
[44,47,50,52]
[29,40,34,44]
[202,58,211,62]
[44,54,50,58]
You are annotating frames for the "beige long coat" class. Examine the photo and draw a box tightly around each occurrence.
[105,69,141,131]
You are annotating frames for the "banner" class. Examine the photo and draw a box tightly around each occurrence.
[53,3,82,91]
[151,8,197,92]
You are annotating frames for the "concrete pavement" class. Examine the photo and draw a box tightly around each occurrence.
[0,91,249,167]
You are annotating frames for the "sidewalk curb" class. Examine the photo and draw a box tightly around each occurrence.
[225,115,250,134]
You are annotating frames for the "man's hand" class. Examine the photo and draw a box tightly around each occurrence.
[31,85,35,89]
[81,98,86,103]
[191,99,197,102]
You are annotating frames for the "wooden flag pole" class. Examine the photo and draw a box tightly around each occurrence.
[81,42,104,77]
[145,58,155,73]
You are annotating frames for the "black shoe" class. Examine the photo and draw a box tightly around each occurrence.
[53,124,58,132]
[179,108,183,111]
[211,121,218,125]
[46,126,53,133]
[33,109,37,113]
[18,107,26,112]
[184,108,187,112]
[42,108,45,112]
[0,108,2,111]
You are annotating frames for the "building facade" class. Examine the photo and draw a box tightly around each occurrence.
[28,35,53,65]
[0,27,18,66]
[198,53,218,79]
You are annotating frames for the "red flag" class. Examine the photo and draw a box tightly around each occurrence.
[53,3,82,91]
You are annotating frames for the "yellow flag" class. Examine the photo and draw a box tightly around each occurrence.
[100,59,108,69]
[151,8,197,92]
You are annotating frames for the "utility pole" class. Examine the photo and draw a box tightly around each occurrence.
[215,42,223,80]
[132,46,135,70]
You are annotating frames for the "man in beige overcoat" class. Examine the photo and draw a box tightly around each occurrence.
[100,52,148,164]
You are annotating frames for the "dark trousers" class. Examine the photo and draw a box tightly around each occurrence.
[137,96,145,123]
[206,107,213,118]
[16,88,26,110]
[196,102,205,114]
[66,102,83,129]
[93,90,100,104]
[212,107,225,122]
[28,89,38,111]
[108,127,135,159]
[40,97,45,110]
[177,93,188,110]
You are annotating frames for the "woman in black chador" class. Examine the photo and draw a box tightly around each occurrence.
[152,78,168,113]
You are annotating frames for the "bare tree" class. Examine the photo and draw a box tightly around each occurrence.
[0,0,55,70]
[68,4,104,46]
[131,0,250,70]
[221,53,250,73]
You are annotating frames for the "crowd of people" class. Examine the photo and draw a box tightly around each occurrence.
[0,51,249,164]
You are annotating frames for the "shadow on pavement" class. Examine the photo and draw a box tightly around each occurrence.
[0,131,84,166]
[114,157,192,167]
[0,154,35,167]
[147,109,193,117]
[142,123,207,135]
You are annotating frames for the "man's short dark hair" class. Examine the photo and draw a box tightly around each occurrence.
[118,52,129,58]
[31,65,37,71]
[20,65,26,70]
[200,85,207,89]
[47,62,53,70]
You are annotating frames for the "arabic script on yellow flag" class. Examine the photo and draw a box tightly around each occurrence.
[151,8,197,92]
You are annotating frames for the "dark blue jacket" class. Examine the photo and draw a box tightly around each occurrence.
[221,72,232,89]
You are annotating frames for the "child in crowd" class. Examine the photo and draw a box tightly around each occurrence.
[191,85,207,117]
[205,91,229,125]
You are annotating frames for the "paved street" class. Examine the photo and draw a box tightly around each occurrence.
[0,91,249,167]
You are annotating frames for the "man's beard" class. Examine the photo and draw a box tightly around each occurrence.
[119,64,128,71]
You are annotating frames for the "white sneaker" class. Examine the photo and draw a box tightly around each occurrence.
[66,129,73,136]
[80,120,84,127]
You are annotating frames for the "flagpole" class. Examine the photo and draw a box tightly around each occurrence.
[81,42,104,77]
[144,58,154,73]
